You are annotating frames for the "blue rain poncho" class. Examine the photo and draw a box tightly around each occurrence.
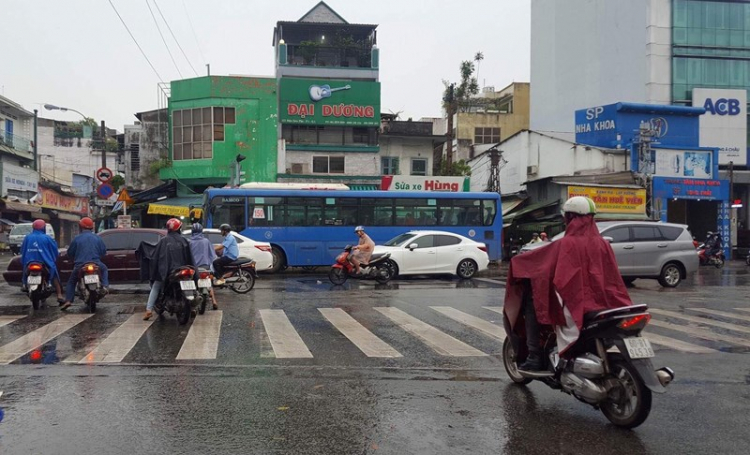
[21,229,60,280]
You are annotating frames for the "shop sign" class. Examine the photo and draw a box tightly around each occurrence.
[280,78,380,127]
[693,88,747,166]
[117,215,132,229]
[652,177,729,201]
[35,185,89,215]
[381,176,469,192]
[637,148,715,179]
[567,186,646,214]
[147,204,203,218]
[1,163,39,196]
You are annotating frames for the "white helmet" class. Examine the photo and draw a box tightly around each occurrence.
[354,225,365,232]
[562,196,597,215]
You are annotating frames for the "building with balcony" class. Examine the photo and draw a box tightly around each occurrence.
[379,115,446,179]
[274,1,382,187]
[123,108,168,190]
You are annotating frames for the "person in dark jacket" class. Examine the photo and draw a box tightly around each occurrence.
[21,219,65,304]
[188,222,218,310]
[60,217,109,310]
[143,218,195,320]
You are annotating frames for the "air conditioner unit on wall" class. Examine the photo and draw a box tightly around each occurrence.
[291,163,310,174]
[527,165,538,175]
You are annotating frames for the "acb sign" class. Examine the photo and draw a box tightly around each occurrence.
[703,98,741,116]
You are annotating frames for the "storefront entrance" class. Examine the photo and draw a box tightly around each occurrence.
[667,199,719,241]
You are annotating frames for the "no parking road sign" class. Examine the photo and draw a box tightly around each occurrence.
[97,183,115,199]
[96,167,113,183]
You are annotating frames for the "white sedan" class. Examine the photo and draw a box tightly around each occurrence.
[182,229,274,272]
[373,230,490,279]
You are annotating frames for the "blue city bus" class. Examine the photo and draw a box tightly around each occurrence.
[202,188,502,272]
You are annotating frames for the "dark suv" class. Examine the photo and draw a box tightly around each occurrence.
[3,228,166,286]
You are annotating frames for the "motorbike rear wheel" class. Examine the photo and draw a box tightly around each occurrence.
[329,267,347,285]
[230,270,255,294]
[31,298,41,310]
[714,257,725,269]
[87,294,97,314]
[600,355,652,429]
[199,293,207,315]
[502,338,532,385]
[178,296,192,325]
[375,264,392,284]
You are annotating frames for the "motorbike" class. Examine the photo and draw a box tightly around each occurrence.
[697,243,725,268]
[154,266,200,325]
[76,262,106,313]
[195,267,213,314]
[503,300,674,429]
[328,246,392,285]
[25,262,54,310]
[746,253,750,266]
[212,259,257,294]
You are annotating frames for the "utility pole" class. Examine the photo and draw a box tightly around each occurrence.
[100,120,107,169]
[445,83,455,170]
[729,160,735,260]
[636,121,657,220]
[486,147,501,193]
[33,109,38,172]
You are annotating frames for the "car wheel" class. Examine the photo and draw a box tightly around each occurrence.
[658,263,682,288]
[269,246,286,274]
[456,259,478,279]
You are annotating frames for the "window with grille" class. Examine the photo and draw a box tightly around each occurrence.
[172,107,236,161]
[474,127,500,144]
[411,158,427,176]
[381,157,399,175]
[312,156,345,174]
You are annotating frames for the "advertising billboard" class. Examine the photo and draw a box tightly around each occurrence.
[636,147,715,179]
[693,88,747,166]
[279,78,380,127]
[567,186,646,215]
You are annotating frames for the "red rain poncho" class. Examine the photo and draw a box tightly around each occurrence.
[504,215,633,354]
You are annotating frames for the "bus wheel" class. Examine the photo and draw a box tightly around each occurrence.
[269,246,286,274]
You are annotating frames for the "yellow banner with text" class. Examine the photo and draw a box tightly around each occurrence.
[567,186,646,214]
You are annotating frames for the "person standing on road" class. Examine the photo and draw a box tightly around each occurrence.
[143,218,195,320]
[60,217,109,311]
[189,222,219,310]
[20,219,65,304]
[350,226,375,275]
[212,224,239,286]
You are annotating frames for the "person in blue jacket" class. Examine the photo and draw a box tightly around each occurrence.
[60,217,109,310]
[20,219,65,304]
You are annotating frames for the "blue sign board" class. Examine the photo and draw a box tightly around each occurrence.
[575,102,705,149]
[97,183,114,199]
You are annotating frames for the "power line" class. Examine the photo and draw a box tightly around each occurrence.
[182,0,207,65]
[107,0,164,82]
[153,0,199,76]
[145,0,183,79]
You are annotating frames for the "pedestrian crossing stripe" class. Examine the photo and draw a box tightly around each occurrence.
[0,307,748,364]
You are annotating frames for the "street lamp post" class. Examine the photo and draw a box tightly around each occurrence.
[43,104,87,120]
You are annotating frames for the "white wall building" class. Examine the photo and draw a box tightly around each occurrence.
[530,0,671,138]
[468,130,629,195]
[36,117,109,186]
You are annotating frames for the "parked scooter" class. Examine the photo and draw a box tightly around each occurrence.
[329,246,392,285]
[25,262,54,310]
[76,262,106,313]
[697,243,725,268]
[212,259,257,294]
[503,298,674,429]
[154,266,199,325]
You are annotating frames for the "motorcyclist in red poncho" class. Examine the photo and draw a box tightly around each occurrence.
[504,196,633,371]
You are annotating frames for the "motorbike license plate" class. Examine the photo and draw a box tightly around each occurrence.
[623,337,655,359]
[197,278,212,288]
[27,276,42,285]
[83,275,100,284]
[180,280,197,291]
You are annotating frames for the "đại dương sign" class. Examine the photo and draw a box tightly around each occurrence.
[280,78,380,127]
[567,186,646,215]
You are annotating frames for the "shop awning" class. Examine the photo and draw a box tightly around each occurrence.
[504,200,559,221]
[502,198,526,215]
[147,196,203,218]
[0,218,15,225]
[1,199,42,213]
[55,212,81,222]
[347,184,380,191]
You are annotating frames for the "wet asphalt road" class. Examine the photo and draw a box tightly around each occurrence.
[0,264,748,454]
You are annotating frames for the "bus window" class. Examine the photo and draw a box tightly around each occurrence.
[437,199,457,226]
[324,197,358,226]
[211,196,246,230]
[249,197,284,227]
[361,198,393,226]
[395,198,437,226]
[482,200,497,226]
[287,198,324,226]
[453,199,482,226]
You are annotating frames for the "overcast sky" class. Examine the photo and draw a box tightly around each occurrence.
[2,0,530,131]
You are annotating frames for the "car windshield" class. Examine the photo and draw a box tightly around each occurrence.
[10,225,32,236]
[384,233,417,246]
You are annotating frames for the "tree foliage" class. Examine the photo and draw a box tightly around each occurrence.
[110,175,125,192]
[442,54,481,114]
[435,159,472,177]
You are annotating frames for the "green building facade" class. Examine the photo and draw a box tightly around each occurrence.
[162,76,278,191]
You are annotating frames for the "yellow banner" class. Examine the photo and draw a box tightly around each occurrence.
[147,204,203,218]
[567,186,646,214]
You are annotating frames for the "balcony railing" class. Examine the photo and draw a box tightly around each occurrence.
[286,44,372,68]
[0,130,31,153]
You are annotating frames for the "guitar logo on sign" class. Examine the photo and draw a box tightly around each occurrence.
[309,84,351,102]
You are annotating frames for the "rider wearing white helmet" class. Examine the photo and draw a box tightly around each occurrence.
[351,226,375,275]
